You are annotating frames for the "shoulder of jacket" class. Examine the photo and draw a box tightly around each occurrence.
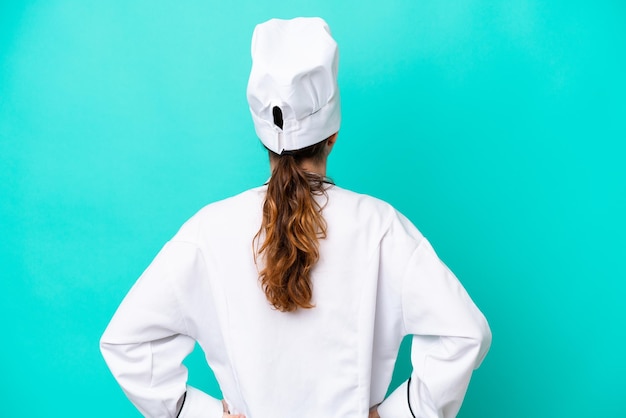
[335,187,425,243]
[171,186,265,244]
[329,186,396,214]
[328,186,406,235]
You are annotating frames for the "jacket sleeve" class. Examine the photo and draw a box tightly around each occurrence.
[378,235,492,418]
[100,240,223,418]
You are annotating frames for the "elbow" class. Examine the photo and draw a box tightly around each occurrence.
[473,315,492,368]
[99,336,113,370]
[99,329,120,371]
[99,328,112,357]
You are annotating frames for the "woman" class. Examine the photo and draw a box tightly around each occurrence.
[101,17,491,418]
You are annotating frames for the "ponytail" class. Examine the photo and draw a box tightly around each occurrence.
[254,140,330,312]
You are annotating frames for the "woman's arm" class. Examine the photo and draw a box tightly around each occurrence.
[100,240,224,417]
[378,238,491,418]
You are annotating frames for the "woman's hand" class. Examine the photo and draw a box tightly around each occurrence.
[222,399,376,417]
[369,405,380,418]
[222,399,246,418]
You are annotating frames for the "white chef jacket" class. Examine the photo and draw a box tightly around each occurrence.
[100,185,491,418]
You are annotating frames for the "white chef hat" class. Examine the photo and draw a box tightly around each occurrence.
[246,17,341,155]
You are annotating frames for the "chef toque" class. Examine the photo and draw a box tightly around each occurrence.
[247,17,341,155]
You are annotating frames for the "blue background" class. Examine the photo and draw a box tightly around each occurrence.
[1,1,625,416]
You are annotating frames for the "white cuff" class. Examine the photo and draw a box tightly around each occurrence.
[177,386,223,418]
[377,381,415,418]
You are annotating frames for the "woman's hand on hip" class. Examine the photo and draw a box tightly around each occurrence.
[369,405,380,418]
[368,405,380,418]
[222,399,245,418]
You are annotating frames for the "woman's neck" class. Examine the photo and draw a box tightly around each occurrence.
[269,158,327,177]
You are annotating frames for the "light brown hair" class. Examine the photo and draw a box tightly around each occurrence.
[254,139,331,312]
